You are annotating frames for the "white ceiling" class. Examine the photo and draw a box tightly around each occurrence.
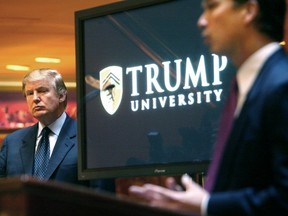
[0,0,121,90]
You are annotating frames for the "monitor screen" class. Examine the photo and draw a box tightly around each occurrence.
[75,0,235,180]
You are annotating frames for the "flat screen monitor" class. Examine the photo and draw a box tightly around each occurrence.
[75,0,235,180]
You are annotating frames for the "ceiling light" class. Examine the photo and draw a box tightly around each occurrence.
[6,65,30,71]
[280,41,286,46]
[35,57,61,63]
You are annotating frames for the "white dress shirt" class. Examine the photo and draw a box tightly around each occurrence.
[36,112,67,157]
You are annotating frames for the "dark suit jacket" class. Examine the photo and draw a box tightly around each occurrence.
[0,115,88,187]
[208,48,288,215]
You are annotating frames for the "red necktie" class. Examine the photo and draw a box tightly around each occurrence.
[204,78,238,192]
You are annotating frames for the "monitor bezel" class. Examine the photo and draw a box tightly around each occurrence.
[75,0,210,180]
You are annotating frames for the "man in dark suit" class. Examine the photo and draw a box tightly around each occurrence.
[0,69,89,187]
[129,0,288,215]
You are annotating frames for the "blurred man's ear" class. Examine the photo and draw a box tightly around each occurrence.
[243,0,259,24]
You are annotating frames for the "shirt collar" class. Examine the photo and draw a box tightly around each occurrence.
[38,112,67,137]
[236,42,281,97]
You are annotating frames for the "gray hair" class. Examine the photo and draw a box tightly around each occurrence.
[22,68,68,108]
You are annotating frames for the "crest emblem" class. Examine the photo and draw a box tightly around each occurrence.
[99,66,123,115]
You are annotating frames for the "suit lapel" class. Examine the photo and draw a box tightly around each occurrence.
[20,125,38,175]
[213,48,285,191]
[45,116,76,179]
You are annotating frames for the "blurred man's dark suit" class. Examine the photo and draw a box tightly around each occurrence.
[208,48,288,215]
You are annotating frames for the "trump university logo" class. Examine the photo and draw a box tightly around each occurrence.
[99,66,123,115]
[95,54,228,115]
